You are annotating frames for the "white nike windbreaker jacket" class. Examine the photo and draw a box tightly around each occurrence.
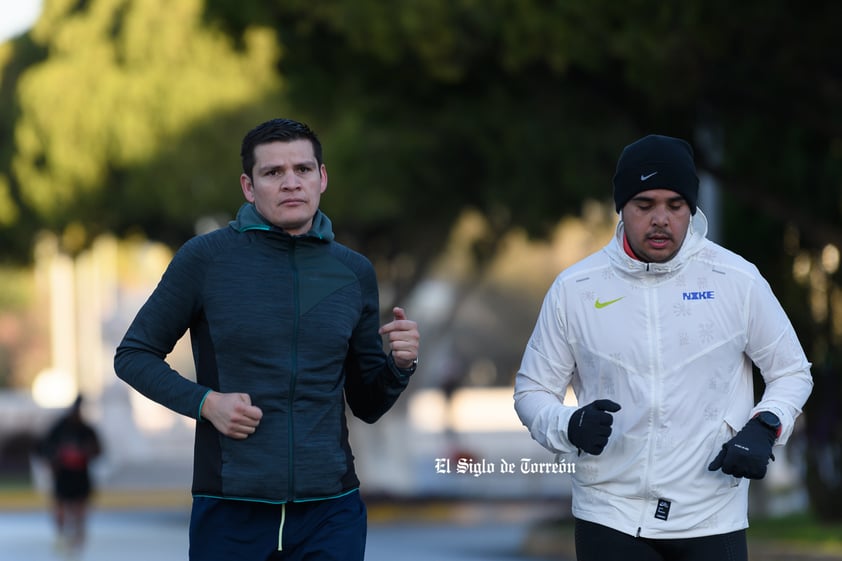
[514,209,813,539]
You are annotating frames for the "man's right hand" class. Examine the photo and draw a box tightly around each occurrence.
[200,391,263,439]
[567,399,622,455]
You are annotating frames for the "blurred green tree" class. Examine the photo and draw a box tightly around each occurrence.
[2,0,283,255]
[201,0,842,299]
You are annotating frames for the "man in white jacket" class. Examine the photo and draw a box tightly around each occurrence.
[514,134,813,561]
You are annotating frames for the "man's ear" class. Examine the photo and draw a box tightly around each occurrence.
[240,173,255,202]
[320,164,328,194]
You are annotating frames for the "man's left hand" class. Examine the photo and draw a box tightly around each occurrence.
[707,417,776,479]
[379,307,419,369]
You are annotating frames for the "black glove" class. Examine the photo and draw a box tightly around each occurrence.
[567,399,622,455]
[707,417,776,479]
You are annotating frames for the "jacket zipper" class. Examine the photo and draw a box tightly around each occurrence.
[637,287,660,537]
[288,239,299,499]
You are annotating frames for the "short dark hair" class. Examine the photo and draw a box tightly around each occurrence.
[240,118,323,178]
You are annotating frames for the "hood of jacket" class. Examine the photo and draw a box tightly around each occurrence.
[229,202,336,242]
[606,208,710,278]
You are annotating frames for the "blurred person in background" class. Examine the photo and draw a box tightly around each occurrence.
[114,118,419,561]
[514,134,813,561]
[37,394,102,555]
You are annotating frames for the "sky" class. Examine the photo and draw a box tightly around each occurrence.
[0,0,43,43]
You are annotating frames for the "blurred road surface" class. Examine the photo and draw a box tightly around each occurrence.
[0,502,567,561]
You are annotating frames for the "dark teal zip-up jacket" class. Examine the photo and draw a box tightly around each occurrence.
[114,203,412,503]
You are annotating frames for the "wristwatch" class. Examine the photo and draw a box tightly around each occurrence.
[754,411,782,438]
[399,357,418,374]
[393,353,418,374]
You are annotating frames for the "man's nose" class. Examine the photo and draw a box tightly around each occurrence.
[280,172,302,189]
[650,206,669,225]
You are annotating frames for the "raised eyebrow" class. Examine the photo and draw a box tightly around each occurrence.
[257,160,317,174]
[256,164,282,175]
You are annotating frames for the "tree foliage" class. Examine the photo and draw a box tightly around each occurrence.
[202,0,842,284]
[1,1,839,257]
[2,0,283,254]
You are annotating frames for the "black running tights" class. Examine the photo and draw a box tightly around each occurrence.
[574,518,748,561]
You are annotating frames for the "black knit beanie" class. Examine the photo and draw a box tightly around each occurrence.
[612,134,699,214]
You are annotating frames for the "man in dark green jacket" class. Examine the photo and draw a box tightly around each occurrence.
[114,118,420,561]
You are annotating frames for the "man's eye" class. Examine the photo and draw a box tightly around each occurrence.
[296,166,311,174]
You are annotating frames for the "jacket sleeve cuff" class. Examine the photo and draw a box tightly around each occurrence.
[197,389,212,421]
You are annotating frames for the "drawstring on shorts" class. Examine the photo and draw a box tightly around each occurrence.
[278,503,286,551]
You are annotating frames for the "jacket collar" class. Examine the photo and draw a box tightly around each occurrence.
[607,208,709,277]
[229,203,335,242]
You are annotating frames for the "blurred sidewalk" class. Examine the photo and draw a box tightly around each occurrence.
[0,494,567,561]
[3,489,841,561]
[0,509,188,561]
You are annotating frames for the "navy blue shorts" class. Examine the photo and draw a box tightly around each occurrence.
[189,491,366,561]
